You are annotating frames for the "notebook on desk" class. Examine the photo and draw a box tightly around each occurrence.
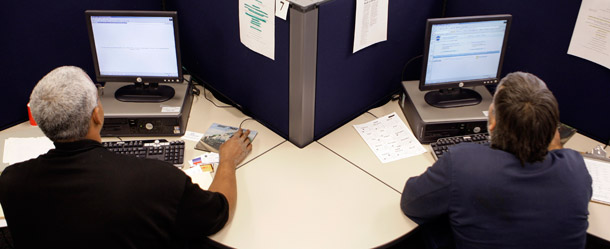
[584,154,610,205]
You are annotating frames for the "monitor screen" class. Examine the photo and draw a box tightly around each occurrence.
[86,10,183,102]
[419,15,511,108]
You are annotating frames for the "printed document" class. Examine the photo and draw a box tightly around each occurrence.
[353,0,389,53]
[585,157,610,205]
[239,0,275,60]
[568,0,610,69]
[354,112,426,163]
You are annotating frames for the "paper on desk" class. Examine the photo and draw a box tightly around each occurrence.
[567,0,610,69]
[184,166,214,190]
[585,157,610,205]
[354,112,426,163]
[3,137,54,165]
[239,0,275,60]
[353,0,388,53]
[181,131,204,142]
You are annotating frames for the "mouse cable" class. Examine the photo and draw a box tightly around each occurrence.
[401,54,423,82]
[239,118,255,130]
[366,111,378,119]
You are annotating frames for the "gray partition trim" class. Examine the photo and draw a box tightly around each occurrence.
[289,7,318,148]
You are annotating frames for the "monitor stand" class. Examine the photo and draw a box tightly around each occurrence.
[424,88,482,108]
[115,82,175,103]
[99,78,193,137]
[400,80,492,143]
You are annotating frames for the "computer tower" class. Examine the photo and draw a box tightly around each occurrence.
[99,81,193,137]
[400,80,492,143]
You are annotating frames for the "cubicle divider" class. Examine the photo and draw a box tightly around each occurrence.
[446,0,610,143]
[4,0,607,146]
[169,0,442,147]
[313,0,442,140]
[2,0,162,131]
[167,0,291,141]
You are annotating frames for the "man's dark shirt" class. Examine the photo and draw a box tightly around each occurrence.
[0,139,229,249]
[401,144,592,249]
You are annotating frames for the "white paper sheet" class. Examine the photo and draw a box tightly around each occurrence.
[568,0,610,69]
[181,131,204,142]
[239,0,275,60]
[3,137,54,165]
[353,0,389,53]
[184,166,214,190]
[585,157,610,205]
[354,112,427,163]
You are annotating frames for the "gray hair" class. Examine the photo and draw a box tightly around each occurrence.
[30,66,98,142]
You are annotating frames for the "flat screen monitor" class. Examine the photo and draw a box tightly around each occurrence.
[86,10,183,102]
[420,14,511,108]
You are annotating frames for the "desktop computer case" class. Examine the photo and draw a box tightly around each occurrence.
[99,81,193,137]
[400,81,491,143]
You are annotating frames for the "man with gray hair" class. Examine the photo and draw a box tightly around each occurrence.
[400,72,592,249]
[0,66,252,248]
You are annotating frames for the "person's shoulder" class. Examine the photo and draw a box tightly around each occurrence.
[548,148,584,161]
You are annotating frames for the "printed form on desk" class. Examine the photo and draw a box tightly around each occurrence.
[584,156,610,205]
[354,112,426,163]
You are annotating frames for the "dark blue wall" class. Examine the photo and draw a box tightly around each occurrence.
[313,0,443,139]
[2,1,161,131]
[446,0,610,143]
[3,0,608,145]
[167,0,291,138]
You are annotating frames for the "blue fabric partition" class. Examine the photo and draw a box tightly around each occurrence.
[167,0,291,138]
[313,0,443,140]
[1,1,162,131]
[446,0,610,143]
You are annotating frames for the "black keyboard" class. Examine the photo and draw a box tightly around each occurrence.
[102,139,185,167]
[430,133,490,160]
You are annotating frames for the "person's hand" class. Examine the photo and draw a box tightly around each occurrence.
[219,129,253,167]
[548,129,563,151]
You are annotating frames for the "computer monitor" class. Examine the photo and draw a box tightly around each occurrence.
[85,10,183,102]
[420,14,511,108]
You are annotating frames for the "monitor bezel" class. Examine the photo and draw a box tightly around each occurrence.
[85,10,183,84]
[419,14,512,91]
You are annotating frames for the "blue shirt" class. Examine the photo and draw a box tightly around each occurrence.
[401,144,592,249]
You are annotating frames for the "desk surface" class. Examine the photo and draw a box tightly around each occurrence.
[1,86,608,247]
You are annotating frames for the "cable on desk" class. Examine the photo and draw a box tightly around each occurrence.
[239,118,254,130]
[316,141,402,194]
[366,111,378,119]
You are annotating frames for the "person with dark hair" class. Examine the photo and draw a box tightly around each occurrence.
[400,72,592,249]
[0,66,252,249]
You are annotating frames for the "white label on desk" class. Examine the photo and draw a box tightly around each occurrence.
[182,131,204,142]
[161,106,181,113]
[275,0,289,20]
[354,112,426,163]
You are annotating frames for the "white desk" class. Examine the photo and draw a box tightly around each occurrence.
[1,87,609,247]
